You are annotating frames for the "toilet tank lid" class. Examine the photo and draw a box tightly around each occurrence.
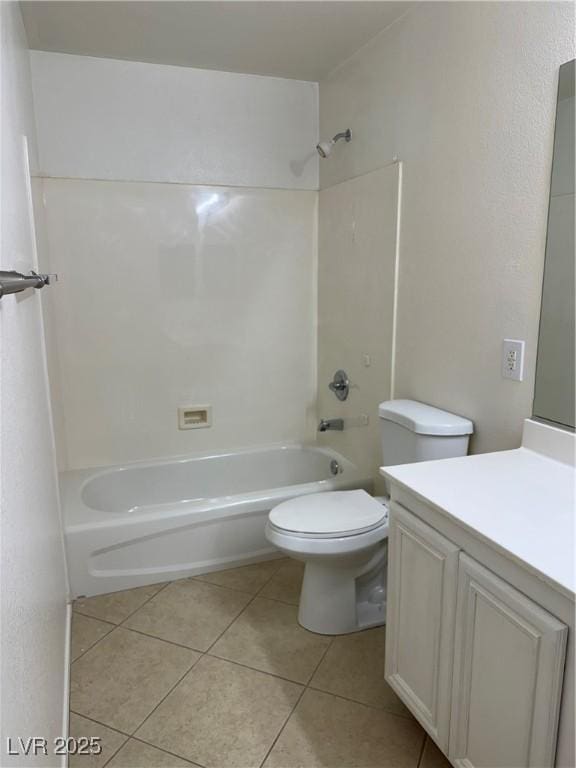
[378,399,474,436]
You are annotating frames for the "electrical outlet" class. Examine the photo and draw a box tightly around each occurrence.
[502,339,525,381]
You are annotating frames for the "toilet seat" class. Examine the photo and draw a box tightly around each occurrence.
[268,490,388,539]
[266,489,390,634]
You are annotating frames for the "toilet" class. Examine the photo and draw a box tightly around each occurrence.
[265,399,473,634]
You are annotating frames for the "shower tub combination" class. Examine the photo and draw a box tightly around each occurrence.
[61,444,370,597]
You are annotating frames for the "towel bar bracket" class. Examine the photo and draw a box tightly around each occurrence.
[0,270,58,298]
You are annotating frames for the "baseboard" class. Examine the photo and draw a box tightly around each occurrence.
[60,602,72,768]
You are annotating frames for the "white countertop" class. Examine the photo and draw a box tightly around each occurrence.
[381,443,575,598]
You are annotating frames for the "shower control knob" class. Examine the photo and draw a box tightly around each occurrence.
[328,370,350,401]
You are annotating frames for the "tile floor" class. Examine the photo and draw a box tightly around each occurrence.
[69,558,451,768]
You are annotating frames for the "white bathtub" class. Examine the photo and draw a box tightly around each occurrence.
[61,444,371,597]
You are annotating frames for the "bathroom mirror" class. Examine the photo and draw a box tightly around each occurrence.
[533,59,575,430]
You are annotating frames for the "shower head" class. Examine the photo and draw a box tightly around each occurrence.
[316,128,352,158]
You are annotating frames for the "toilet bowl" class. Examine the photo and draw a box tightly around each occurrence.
[265,400,474,635]
[265,489,389,635]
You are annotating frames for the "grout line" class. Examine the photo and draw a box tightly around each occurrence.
[258,681,307,768]
[70,582,173,663]
[69,710,131,737]
[69,712,201,768]
[113,625,207,654]
[128,736,205,767]
[99,732,127,768]
[73,566,286,768]
[69,618,116,664]
[202,557,304,655]
[254,559,290,595]
[305,683,416,721]
[204,652,308,688]
[72,580,169,628]
[190,557,286,596]
[71,646,202,741]
[416,733,427,768]
[70,565,426,768]
[70,561,302,664]
[305,636,335,687]
[189,579,268,597]
[72,608,120,623]
[201,560,289,655]
[204,595,258,653]
[258,633,334,767]
[130,651,204,736]
[116,581,172,626]
[69,562,419,767]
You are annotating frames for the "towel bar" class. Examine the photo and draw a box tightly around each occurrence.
[0,270,58,298]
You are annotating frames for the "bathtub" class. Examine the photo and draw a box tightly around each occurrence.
[61,444,371,598]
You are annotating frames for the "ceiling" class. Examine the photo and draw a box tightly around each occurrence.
[21,1,410,82]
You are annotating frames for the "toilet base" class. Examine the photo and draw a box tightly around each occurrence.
[297,543,387,635]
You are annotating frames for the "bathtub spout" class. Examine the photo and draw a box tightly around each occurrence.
[318,418,344,432]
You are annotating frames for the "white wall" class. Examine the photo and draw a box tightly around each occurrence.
[30,52,319,470]
[42,179,317,469]
[317,165,400,484]
[0,3,69,764]
[320,1,575,454]
[30,51,319,190]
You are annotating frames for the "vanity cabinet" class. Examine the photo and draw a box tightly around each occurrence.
[385,502,459,751]
[449,554,567,768]
[386,501,568,768]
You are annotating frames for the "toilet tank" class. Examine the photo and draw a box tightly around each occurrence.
[379,399,473,467]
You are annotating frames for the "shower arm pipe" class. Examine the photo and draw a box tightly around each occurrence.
[332,129,351,143]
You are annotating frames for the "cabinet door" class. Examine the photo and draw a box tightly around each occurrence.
[450,554,567,768]
[385,502,460,750]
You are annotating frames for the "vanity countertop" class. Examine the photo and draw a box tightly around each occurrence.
[381,440,575,599]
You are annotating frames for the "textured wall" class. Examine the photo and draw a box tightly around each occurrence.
[320,1,575,453]
[0,3,69,764]
[30,51,319,190]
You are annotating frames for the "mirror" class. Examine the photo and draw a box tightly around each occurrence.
[533,59,575,430]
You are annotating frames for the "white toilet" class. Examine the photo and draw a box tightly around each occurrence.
[265,399,473,635]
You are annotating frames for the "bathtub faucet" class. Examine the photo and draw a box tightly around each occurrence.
[318,418,344,432]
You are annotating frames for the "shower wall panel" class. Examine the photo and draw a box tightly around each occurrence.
[40,180,317,469]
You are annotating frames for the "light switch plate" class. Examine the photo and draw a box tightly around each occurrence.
[502,339,525,381]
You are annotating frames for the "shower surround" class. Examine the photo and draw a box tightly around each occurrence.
[30,49,399,598]
[31,51,319,470]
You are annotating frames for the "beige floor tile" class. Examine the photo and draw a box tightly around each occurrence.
[263,689,424,768]
[107,739,196,767]
[420,737,452,768]
[194,558,283,594]
[124,579,252,651]
[71,627,198,733]
[137,655,302,768]
[68,713,127,768]
[211,597,331,683]
[310,627,412,716]
[259,558,304,605]
[71,614,115,661]
[74,583,166,624]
